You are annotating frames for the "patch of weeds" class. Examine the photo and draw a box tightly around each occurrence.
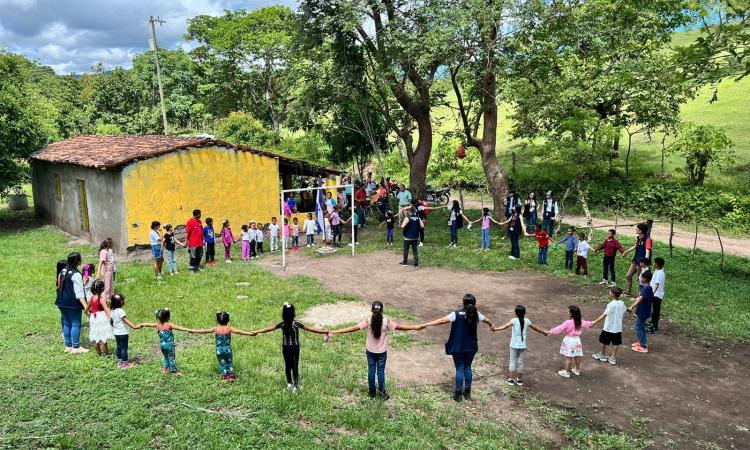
[630,415,653,428]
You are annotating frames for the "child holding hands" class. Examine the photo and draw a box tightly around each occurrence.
[138,308,196,376]
[190,311,255,380]
[548,305,594,378]
[471,208,502,250]
[492,305,548,386]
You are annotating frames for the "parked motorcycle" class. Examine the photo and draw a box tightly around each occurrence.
[425,186,451,206]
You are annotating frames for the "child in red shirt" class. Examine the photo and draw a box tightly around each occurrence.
[534,229,550,265]
[593,228,625,287]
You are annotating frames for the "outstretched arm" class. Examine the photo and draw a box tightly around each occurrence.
[138,322,157,328]
[330,324,362,334]
[123,317,141,330]
[395,323,426,331]
[302,324,330,334]
[170,324,193,332]
[530,324,549,336]
[420,316,450,328]
[250,325,279,335]
[492,321,513,332]
[590,312,606,327]
[481,317,495,330]
[230,327,256,336]
[189,327,217,334]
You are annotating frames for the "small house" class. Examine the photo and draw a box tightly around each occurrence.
[30,135,339,252]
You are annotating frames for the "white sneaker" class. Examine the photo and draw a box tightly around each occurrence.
[225,259,232,263]
[64,346,73,353]
[598,280,608,285]
[608,356,617,365]
[348,243,354,247]
[571,368,581,376]
[291,385,298,394]
[592,353,605,361]
[419,242,424,247]
[508,256,517,260]
[287,383,294,391]
[610,282,617,288]
[557,370,570,378]
[72,347,89,354]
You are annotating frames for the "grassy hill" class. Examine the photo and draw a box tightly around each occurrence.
[428,29,750,193]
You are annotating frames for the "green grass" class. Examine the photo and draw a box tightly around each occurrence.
[0,210,571,449]
[350,206,750,342]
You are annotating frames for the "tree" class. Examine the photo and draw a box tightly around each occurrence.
[443,0,516,217]
[215,112,279,148]
[300,0,453,198]
[186,6,298,132]
[89,67,156,134]
[671,123,734,186]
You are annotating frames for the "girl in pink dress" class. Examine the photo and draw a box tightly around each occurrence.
[548,305,594,378]
[221,220,236,263]
[97,238,115,300]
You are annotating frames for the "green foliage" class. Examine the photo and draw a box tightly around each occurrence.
[428,135,485,188]
[214,112,279,148]
[671,123,735,186]
[94,120,124,136]
[276,131,331,167]
[89,67,158,134]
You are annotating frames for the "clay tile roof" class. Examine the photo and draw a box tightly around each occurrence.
[30,135,340,175]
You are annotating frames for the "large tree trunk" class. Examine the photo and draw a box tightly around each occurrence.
[481,150,509,220]
[577,181,594,240]
[408,114,432,199]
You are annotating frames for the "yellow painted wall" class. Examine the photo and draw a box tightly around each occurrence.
[122,146,279,245]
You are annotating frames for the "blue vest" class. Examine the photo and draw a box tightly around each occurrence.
[509,215,522,237]
[446,310,478,354]
[633,236,649,262]
[403,215,421,240]
[543,199,557,217]
[55,268,83,310]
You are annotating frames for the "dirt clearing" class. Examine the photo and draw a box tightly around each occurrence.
[262,250,750,449]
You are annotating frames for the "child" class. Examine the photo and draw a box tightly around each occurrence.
[331,207,343,247]
[110,293,141,369]
[330,301,423,399]
[291,217,300,250]
[590,287,627,365]
[221,220,236,263]
[250,303,329,392]
[240,224,251,261]
[82,263,95,301]
[88,279,113,355]
[138,308,195,376]
[627,271,653,353]
[269,217,280,252]
[548,305,594,378]
[163,224,185,275]
[492,305,549,386]
[249,222,258,258]
[256,223,265,254]
[555,227,578,271]
[639,257,651,288]
[575,232,591,277]
[533,226,551,265]
[203,217,217,266]
[303,213,316,247]
[343,210,359,246]
[385,210,395,245]
[648,257,666,333]
[148,220,164,280]
[593,228,625,287]
[191,312,254,380]
[323,212,333,245]
[473,208,501,250]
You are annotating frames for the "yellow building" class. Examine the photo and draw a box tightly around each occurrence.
[30,135,339,252]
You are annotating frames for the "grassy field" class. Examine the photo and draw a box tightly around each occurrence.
[333,206,750,342]
[1,208,657,449]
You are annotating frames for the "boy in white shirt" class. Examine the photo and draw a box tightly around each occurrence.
[303,213,316,247]
[269,217,280,252]
[648,257,666,334]
[591,286,627,365]
[255,223,265,254]
[575,232,591,277]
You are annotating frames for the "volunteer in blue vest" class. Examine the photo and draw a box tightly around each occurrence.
[400,202,424,268]
[541,191,559,235]
[421,294,495,402]
[622,223,653,297]
[55,252,89,354]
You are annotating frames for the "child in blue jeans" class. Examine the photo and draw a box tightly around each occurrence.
[627,271,653,353]
[555,227,578,270]
[471,208,502,250]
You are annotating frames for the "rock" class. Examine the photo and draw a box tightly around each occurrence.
[236,295,248,299]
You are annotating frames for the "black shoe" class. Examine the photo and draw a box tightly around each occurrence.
[414,264,419,268]
[453,392,463,402]
[368,391,376,399]
[463,389,472,401]
[377,391,390,401]
[399,262,408,266]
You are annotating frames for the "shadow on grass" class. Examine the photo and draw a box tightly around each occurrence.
[0,208,45,233]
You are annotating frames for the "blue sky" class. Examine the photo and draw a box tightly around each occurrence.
[0,0,296,74]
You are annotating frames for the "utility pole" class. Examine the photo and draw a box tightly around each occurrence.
[148,16,168,134]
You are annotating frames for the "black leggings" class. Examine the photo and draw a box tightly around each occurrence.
[206,242,215,262]
[282,345,300,385]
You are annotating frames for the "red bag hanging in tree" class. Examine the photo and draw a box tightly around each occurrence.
[457,144,466,159]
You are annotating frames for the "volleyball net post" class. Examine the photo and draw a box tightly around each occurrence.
[280,183,355,271]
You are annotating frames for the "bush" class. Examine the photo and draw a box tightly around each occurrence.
[215,112,279,148]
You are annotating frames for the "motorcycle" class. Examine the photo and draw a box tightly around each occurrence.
[425,186,451,206]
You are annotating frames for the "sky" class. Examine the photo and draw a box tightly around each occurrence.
[0,0,296,74]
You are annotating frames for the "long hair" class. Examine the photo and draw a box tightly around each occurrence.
[451,200,461,212]
[282,303,296,334]
[569,305,582,330]
[370,301,384,339]
[100,238,113,251]
[463,294,478,328]
[216,311,230,325]
[515,305,526,340]
[56,259,67,285]
[66,252,82,270]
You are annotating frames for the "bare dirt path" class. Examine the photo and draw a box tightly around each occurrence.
[261,251,750,449]
[462,199,750,258]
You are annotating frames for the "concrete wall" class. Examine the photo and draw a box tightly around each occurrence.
[30,160,127,252]
[121,146,280,246]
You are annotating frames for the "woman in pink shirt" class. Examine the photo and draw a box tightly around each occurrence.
[548,305,594,378]
[331,301,424,399]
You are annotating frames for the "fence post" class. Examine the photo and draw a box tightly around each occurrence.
[714,227,725,269]
[512,152,516,175]
[692,218,698,257]
[669,217,674,257]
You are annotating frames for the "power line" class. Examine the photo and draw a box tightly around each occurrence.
[148,16,168,134]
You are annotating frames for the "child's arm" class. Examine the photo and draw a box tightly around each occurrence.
[138,322,158,328]
[529,324,549,336]
[395,323,426,331]
[547,321,568,335]
[419,316,451,328]
[489,217,502,225]
[189,327,217,334]
[481,316,495,330]
[101,299,112,318]
[590,312,606,327]
[491,321,513,332]
[301,324,330,334]
[330,324,362,334]
[622,243,636,256]
[122,317,142,330]
[229,327,256,336]
[249,324,279,335]
[170,324,194,333]
[627,296,643,313]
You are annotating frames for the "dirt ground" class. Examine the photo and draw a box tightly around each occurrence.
[262,251,750,449]
[461,200,750,259]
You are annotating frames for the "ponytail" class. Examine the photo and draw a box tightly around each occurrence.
[569,305,582,330]
[370,301,384,339]
[463,294,478,328]
[515,305,526,341]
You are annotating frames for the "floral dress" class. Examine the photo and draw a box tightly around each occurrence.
[215,333,235,379]
[157,325,177,372]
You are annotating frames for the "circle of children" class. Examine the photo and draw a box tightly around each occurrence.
[52,179,666,401]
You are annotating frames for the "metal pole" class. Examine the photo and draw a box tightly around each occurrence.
[351,184,355,256]
[149,16,168,134]
[280,192,286,271]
